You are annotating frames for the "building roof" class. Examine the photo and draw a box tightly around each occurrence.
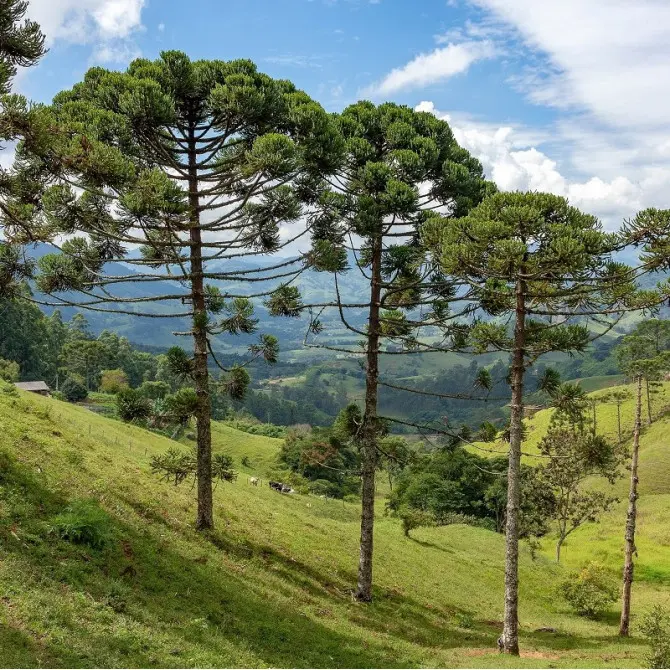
[14,381,51,392]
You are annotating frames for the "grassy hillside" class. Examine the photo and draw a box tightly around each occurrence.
[1,383,669,667]
[521,383,670,587]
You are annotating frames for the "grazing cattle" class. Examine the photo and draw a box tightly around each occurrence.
[269,481,293,494]
[249,477,259,487]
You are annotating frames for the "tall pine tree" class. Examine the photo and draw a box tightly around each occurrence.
[0,0,46,297]
[304,101,491,601]
[430,191,658,655]
[19,52,341,529]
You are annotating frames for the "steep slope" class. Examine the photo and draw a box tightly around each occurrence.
[0,384,667,668]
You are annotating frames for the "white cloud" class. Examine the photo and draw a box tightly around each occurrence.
[362,41,496,97]
[24,0,146,66]
[415,101,650,229]
[26,0,145,43]
[92,42,142,65]
[468,0,670,132]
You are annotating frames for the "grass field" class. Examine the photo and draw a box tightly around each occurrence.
[1,381,669,667]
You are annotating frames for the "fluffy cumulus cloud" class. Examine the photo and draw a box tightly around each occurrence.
[25,0,146,63]
[463,0,670,202]
[415,101,647,228]
[469,0,670,131]
[407,0,670,227]
[362,40,496,97]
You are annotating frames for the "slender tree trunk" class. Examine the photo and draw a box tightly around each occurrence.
[617,402,622,445]
[645,378,652,425]
[556,537,564,564]
[188,122,213,531]
[619,374,642,637]
[356,236,382,603]
[502,275,526,656]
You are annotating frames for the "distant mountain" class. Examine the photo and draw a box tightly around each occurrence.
[25,244,370,352]
[26,243,665,352]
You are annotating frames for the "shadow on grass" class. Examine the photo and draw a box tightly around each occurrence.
[407,536,457,554]
[1,450,492,667]
[0,449,644,668]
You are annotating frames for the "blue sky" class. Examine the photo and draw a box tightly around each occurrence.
[18,0,670,232]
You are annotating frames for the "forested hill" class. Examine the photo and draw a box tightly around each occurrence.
[25,243,668,352]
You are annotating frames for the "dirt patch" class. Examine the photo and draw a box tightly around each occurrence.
[461,648,560,660]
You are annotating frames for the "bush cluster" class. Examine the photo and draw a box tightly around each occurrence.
[559,562,618,617]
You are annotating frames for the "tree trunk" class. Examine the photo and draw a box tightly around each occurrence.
[645,378,652,425]
[617,402,622,445]
[556,532,566,564]
[619,374,642,636]
[502,275,526,656]
[356,236,382,603]
[188,123,213,531]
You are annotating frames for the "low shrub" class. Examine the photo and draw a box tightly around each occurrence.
[0,380,18,396]
[115,388,152,423]
[61,376,88,403]
[436,512,497,531]
[641,605,670,669]
[399,507,435,537]
[224,419,285,438]
[49,499,114,550]
[559,562,618,617]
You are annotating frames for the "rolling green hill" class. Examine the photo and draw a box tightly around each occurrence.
[1,382,669,667]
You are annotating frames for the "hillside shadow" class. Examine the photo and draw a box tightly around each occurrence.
[206,529,499,651]
[1,449,646,667]
[1,451,493,667]
[407,536,456,554]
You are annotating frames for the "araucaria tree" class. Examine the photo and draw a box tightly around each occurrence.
[432,191,653,655]
[0,0,45,93]
[305,101,490,602]
[19,52,340,530]
[0,0,46,295]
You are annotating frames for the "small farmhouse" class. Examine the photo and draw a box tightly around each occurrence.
[14,381,51,396]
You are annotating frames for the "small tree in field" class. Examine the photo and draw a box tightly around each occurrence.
[115,387,152,423]
[560,562,618,618]
[61,375,88,402]
[19,53,341,530]
[602,388,633,445]
[99,368,129,394]
[430,191,655,655]
[537,416,622,563]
